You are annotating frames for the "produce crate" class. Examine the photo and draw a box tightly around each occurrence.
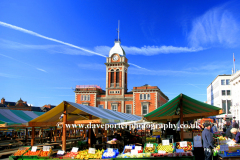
[38,149,52,159]
[143,143,158,153]
[122,145,135,154]
[157,143,175,153]
[175,142,194,151]
[102,148,119,159]
[11,146,31,158]
[228,146,240,152]
[224,150,240,157]
[146,137,157,143]
[22,149,42,159]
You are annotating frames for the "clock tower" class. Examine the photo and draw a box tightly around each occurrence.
[105,39,129,100]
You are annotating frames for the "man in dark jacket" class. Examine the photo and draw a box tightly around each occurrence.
[202,123,215,160]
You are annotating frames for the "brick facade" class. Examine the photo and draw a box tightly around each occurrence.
[74,40,168,116]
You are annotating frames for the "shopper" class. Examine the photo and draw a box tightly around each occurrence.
[211,124,218,133]
[202,123,214,160]
[226,121,233,138]
[230,128,240,143]
[232,119,239,129]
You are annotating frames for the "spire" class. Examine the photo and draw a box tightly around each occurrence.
[116,20,120,42]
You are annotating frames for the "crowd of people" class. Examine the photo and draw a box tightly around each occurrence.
[202,118,240,160]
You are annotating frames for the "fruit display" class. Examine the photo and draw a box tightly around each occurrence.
[38,149,52,157]
[75,149,104,159]
[144,143,157,153]
[176,142,193,152]
[13,147,30,156]
[102,148,119,159]
[23,150,41,156]
[152,153,168,157]
[64,152,78,158]
[157,143,174,153]
[123,149,132,153]
[146,137,157,142]
[117,153,151,158]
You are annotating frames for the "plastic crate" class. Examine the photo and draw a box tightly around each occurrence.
[175,142,194,151]
[224,150,240,157]
[22,149,42,159]
[102,148,119,159]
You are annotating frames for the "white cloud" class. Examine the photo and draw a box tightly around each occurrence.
[94,45,203,56]
[188,6,240,48]
[0,73,19,78]
[37,68,47,72]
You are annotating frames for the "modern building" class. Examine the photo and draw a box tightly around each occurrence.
[74,39,169,117]
[207,75,232,117]
[230,70,240,122]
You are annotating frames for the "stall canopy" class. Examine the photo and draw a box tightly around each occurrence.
[0,109,44,127]
[29,101,141,127]
[144,93,223,123]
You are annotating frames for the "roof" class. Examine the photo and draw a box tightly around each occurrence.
[31,107,42,112]
[207,74,232,88]
[4,101,16,106]
[109,40,126,57]
[30,101,141,125]
[144,93,222,123]
[0,109,44,126]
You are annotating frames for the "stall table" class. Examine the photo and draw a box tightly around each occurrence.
[112,157,195,160]
[218,154,240,160]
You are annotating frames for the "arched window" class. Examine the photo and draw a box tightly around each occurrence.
[147,94,150,100]
[110,69,114,87]
[116,69,119,86]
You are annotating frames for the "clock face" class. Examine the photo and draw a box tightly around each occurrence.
[112,55,119,61]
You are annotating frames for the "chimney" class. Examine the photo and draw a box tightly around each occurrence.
[23,101,27,104]
[1,98,5,104]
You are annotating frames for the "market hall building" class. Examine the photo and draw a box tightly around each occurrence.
[74,39,169,117]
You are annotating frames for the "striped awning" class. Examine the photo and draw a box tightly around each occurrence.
[30,101,141,125]
[0,109,44,126]
[144,94,223,123]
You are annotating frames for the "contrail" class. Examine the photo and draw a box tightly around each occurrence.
[0,21,107,58]
[0,21,152,70]
[0,53,47,72]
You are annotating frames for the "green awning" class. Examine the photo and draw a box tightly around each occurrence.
[144,93,222,123]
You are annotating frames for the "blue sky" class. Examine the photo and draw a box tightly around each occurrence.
[1,0,240,106]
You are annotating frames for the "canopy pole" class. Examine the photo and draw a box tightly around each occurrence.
[31,127,35,146]
[62,101,67,151]
[50,128,53,142]
[88,115,92,147]
[180,94,184,141]
[25,128,28,145]
[54,126,57,142]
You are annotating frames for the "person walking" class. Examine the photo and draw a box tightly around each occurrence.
[202,123,215,160]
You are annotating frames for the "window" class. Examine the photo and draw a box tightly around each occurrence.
[98,105,104,109]
[226,79,230,85]
[222,90,226,96]
[227,100,231,114]
[144,94,146,100]
[126,105,131,114]
[112,104,118,111]
[221,80,225,85]
[81,95,84,101]
[83,95,86,101]
[227,90,231,96]
[116,69,119,84]
[140,94,143,100]
[147,94,150,100]
[222,100,226,113]
[110,70,114,87]
[142,104,148,115]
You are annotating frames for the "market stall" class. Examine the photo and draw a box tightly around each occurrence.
[28,101,142,151]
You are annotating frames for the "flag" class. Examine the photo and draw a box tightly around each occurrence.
[233,53,235,62]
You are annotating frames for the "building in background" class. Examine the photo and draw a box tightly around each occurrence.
[207,75,232,118]
[230,70,240,122]
[74,39,169,116]
[0,97,56,112]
